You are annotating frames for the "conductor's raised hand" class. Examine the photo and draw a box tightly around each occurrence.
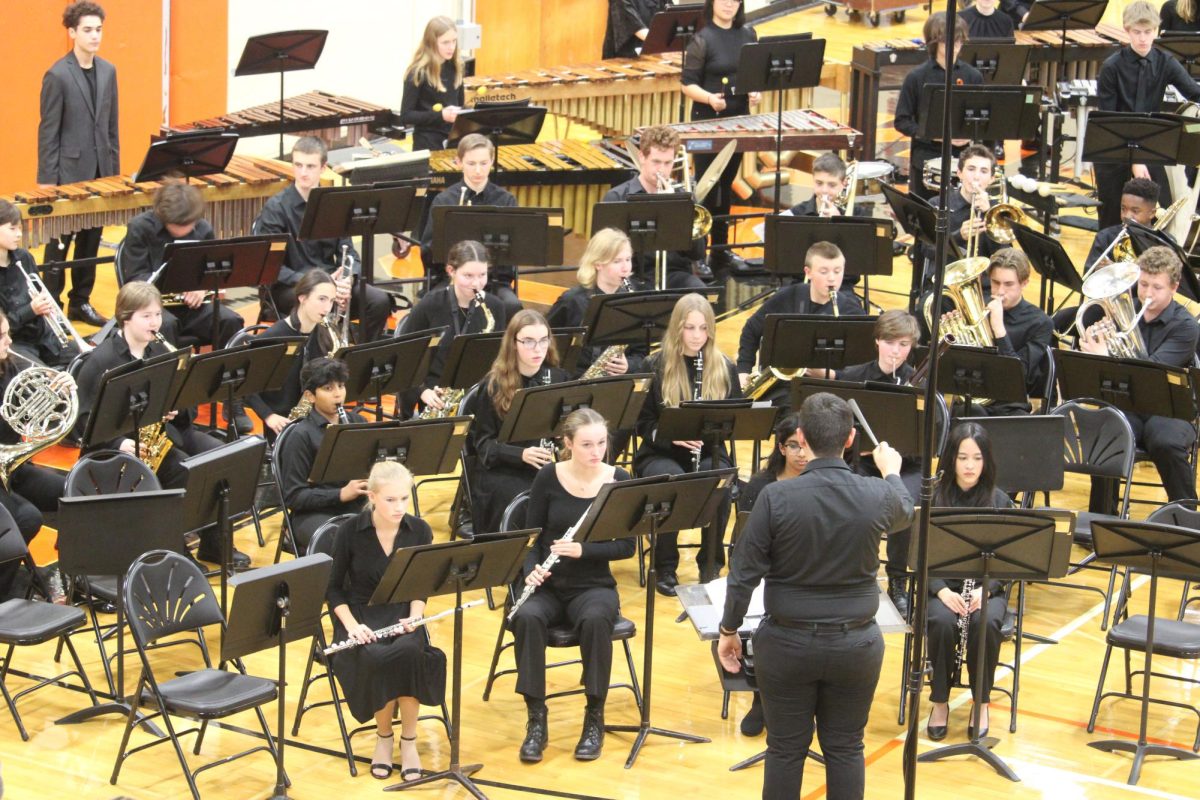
[717,632,743,673]
[872,441,902,476]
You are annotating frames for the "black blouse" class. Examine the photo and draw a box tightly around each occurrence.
[524,464,636,591]
[326,509,433,612]
[400,60,464,153]
[928,486,1014,597]
[683,23,758,120]
[404,287,508,389]
[635,351,742,465]
[244,313,328,420]
[468,366,572,470]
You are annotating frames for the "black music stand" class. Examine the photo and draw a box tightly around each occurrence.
[300,182,427,341]
[439,331,503,394]
[81,350,187,459]
[735,35,825,213]
[958,42,1031,85]
[1024,0,1109,103]
[431,206,564,280]
[445,106,547,153]
[1084,112,1186,171]
[1157,34,1200,79]
[335,330,438,421]
[792,379,926,457]
[234,30,328,158]
[881,182,945,308]
[225,554,333,800]
[1088,519,1200,785]
[583,469,738,767]
[373,532,535,796]
[309,417,472,484]
[641,3,706,122]
[1054,350,1198,421]
[917,509,1071,781]
[760,315,879,377]
[936,346,1028,413]
[764,215,894,280]
[1123,221,1200,302]
[180,437,269,615]
[132,130,238,183]
[581,289,688,357]
[55,490,186,732]
[918,85,1042,143]
[499,375,653,444]
[592,197,695,290]
[1010,222,1086,312]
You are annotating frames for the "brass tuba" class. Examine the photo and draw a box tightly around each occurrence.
[1074,261,1149,360]
[0,352,78,489]
[922,255,994,347]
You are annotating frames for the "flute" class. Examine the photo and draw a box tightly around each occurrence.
[324,600,485,655]
[508,507,590,621]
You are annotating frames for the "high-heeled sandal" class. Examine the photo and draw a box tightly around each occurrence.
[371,731,395,779]
[399,734,422,782]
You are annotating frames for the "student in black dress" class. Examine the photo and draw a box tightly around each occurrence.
[0,200,81,369]
[546,228,648,378]
[513,408,635,763]
[275,357,369,553]
[1162,0,1200,31]
[895,12,984,201]
[400,16,465,153]
[1095,1,1200,227]
[401,240,507,417]
[245,269,338,440]
[0,311,68,601]
[925,422,1014,742]
[327,460,447,782]
[635,293,741,593]
[681,0,759,274]
[959,0,1016,38]
[467,309,569,534]
[603,0,671,58]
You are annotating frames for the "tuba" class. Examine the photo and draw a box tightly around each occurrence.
[0,352,78,489]
[416,290,494,419]
[1074,261,1149,360]
[922,255,994,347]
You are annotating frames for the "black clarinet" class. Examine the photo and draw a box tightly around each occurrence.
[539,368,555,459]
[691,349,704,471]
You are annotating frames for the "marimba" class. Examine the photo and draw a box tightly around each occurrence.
[5,155,293,247]
[652,110,860,153]
[165,91,401,148]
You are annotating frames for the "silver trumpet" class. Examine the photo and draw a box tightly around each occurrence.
[18,260,92,352]
[324,600,485,655]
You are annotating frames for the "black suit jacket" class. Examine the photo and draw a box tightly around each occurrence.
[38,52,120,185]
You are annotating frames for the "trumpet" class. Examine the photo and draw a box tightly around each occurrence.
[19,260,92,353]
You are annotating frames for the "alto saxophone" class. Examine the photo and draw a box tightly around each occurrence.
[138,333,176,472]
[581,277,633,379]
[417,290,494,419]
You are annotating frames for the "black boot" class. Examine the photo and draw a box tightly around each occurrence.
[519,705,548,763]
[574,707,604,761]
[740,694,765,736]
[887,580,910,619]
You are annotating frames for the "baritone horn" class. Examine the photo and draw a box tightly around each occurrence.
[1074,261,1149,360]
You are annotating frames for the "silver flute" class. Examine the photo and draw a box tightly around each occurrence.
[508,507,590,621]
[324,600,484,655]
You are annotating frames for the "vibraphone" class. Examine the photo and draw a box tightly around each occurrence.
[5,155,293,247]
[652,110,860,153]
[429,140,634,235]
[165,91,401,148]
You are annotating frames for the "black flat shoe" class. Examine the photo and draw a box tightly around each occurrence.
[67,302,108,327]
[520,707,548,763]
[887,581,911,619]
[574,708,604,761]
[654,571,679,597]
[926,718,948,741]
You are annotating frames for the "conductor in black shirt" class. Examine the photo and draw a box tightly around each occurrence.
[719,393,912,800]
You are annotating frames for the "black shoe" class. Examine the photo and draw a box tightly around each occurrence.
[574,708,604,761]
[926,709,948,742]
[740,696,765,737]
[693,260,715,281]
[699,565,721,584]
[967,705,989,740]
[655,571,679,597]
[453,523,475,541]
[223,403,254,435]
[887,581,911,618]
[198,547,251,570]
[519,707,549,763]
[67,302,108,327]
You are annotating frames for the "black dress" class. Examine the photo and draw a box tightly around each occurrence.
[399,60,464,152]
[326,509,447,723]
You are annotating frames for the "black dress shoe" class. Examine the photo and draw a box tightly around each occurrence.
[740,696,765,737]
[693,260,715,281]
[198,548,251,570]
[654,571,679,597]
[519,707,549,763]
[574,708,604,761]
[967,705,989,740]
[699,566,721,584]
[887,581,911,618]
[926,714,948,742]
[223,403,254,435]
[67,302,108,327]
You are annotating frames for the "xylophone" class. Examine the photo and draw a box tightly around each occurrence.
[650,110,859,153]
[5,155,293,248]
[428,140,634,236]
[165,91,401,148]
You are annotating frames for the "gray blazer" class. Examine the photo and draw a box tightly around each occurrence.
[37,52,120,185]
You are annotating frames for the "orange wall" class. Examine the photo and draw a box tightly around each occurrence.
[0,0,228,197]
[476,0,607,74]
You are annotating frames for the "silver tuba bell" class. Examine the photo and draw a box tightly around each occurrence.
[1075,261,1149,360]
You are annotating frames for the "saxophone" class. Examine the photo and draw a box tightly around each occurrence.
[138,333,176,472]
[691,348,704,471]
[952,578,976,683]
[416,290,494,419]
[581,278,633,379]
[287,315,347,422]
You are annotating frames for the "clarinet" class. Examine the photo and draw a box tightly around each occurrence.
[324,600,484,655]
[508,507,590,621]
[952,578,976,682]
[691,348,704,471]
[336,403,350,425]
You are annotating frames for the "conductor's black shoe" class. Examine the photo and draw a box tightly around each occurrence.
[68,302,108,327]
[520,707,549,763]
[574,709,604,761]
[887,581,911,618]
[655,571,679,597]
[740,696,765,737]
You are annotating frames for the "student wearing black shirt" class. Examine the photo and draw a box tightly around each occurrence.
[681,0,759,274]
[636,294,741,593]
[0,200,80,369]
[275,358,369,553]
[895,12,984,201]
[399,17,465,153]
[977,248,1054,413]
[921,144,1000,283]
[1084,178,1160,272]
[718,393,912,800]
[784,153,870,289]
[1080,246,1200,503]
[245,269,337,439]
[466,310,569,534]
[959,0,1016,39]
[513,409,635,763]
[253,137,392,340]
[1162,0,1200,31]
[925,423,1014,742]
[603,0,670,58]
[327,461,446,782]
[1095,1,1200,227]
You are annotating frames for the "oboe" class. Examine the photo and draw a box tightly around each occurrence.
[508,507,590,621]
[691,348,704,471]
[324,600,484,655]
[952,578,976,682]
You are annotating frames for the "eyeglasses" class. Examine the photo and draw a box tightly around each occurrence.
[516,337,552,350]
[782,442,806,453]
